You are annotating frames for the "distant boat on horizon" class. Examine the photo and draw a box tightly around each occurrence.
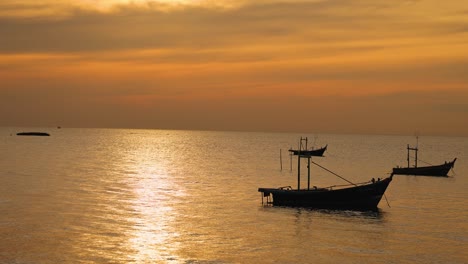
[16,132,50,136]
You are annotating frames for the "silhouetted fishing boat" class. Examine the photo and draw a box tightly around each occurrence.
[259,177,392,210]
[392,139,456,177]
[288,144,327,157]
[16,132,50,136]
[392,159,456,177]
[259,137,392,210]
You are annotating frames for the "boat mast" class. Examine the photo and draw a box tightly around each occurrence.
[307,138,311,190]
[307,156,311,190]
[407,144,410,168]
[297,137,302,190]
[407,136,419,168]
[296,137,312,191]
[415,136,419,168]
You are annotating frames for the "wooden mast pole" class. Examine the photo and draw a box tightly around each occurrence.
[306,137,310,190]
[297,137,301,190]
[407,144,410,168]
[280,149,282,171]
[407,137,419,168]
[415,136,419,168]
[307,156,311,190]
[290,147,292,171]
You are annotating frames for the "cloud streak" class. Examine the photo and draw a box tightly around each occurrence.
[1,0,467,53]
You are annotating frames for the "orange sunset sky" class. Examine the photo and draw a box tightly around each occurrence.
[1,0,467,136]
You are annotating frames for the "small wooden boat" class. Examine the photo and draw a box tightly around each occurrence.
[16,132,50,136]
[288,144,327,157]
[393,158,456,177]
[392,141,456,177]
[259,177,392,210]
[259,137,392,211]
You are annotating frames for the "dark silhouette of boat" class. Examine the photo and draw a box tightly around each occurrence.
[392,158,456,177]
[288,144,327,157]
[392,140,456,177]
[259,137,392,210]
[259,177,392,210]
[16,132,50,136]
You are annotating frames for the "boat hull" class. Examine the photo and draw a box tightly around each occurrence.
[16,132,50,136]
[289,145,327,157]
[259,176,392,210]
[392,158,456,177]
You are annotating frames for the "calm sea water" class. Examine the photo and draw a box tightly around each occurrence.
[1,128,467,263]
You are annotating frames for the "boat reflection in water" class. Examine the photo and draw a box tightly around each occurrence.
[259,137,393,211]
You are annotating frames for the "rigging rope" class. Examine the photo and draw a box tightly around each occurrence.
[310,161,356,186]
[311,160,392,207]
[408,155,434,166]
[383,194,391,208]
[450,165,457,176]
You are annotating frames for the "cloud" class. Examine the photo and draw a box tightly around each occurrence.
[2,0,468,82]
[1,0,467,53]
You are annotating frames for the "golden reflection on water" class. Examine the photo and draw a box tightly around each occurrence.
[121,133,184,262]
